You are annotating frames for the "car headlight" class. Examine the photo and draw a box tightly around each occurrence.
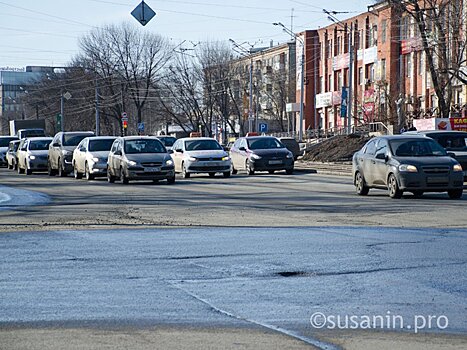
[29,155,36,160]
[61,150,71,155]
[222,156,230,161]
[127,160,137,166]
[188,156,197,162]
[165,159,174,166]
[453,164,463,172]
[399,164,418,172]
[92,157,99,162]
[251,153,261,160]
[286,152,293,159]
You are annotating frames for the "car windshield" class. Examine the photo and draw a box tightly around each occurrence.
[0,138,16,147]
[89,139,115,152]
[63,134,91,146]
[185,139,222,151]
[29,140,51,151]
[390,139,447,157]
[159,137,176,147]
[248,138,284,150]
[430,134,467,151]
[124,139,166,154]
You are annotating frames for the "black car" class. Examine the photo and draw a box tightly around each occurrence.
[404,130,467,181]
[352,136,464,199]
[229,136,294,175]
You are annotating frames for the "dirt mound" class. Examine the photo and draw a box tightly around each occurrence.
[302,134,371,162]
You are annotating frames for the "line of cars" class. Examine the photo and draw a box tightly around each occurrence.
[1,131,297,184]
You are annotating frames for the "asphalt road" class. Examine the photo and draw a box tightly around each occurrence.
[0,167,466,231]
[0,227,466,349]
[0,167,466,349]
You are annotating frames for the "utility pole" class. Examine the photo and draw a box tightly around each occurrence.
[347,23,354,135]
[273,22,305,142]
[60,89,64,132]
[95,77,100,136]
[229,39,256,136]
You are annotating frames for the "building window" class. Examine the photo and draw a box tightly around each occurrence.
[401,16,409,40]
[381,59,386,81]
[328,74,332,91]
[405,55,412,77]
[381,19,387,44]
[359,67,363,85]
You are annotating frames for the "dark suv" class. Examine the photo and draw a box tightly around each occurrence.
[48,131,94,176]
[404,131,467,181]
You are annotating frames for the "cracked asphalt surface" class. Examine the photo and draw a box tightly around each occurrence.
[0,168,466,349]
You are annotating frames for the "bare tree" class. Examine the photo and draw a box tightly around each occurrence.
[388,0,467,117]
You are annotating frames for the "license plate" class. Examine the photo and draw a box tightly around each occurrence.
[426,176,449,184]
[269,160,283,165]
[145,167,161,172]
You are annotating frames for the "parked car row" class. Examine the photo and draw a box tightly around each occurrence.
[2,132,296,185]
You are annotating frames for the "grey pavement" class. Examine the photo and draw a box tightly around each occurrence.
[1,227,466,348]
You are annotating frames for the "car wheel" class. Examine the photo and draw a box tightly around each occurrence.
[7,162,12,170]
[268,170,275,174]
[412,190,424,198]
[74,164,82,179]
[355,172,369,196]
[58,158,67,177]
[182,163,190,179]
[448,189,463,199]
[246,161,254,175]
[208,172,215,177]
[107,167,115,183]
[120,168,129,184]
[285,168,294,175]
[17,162,24,174]
[167,175,176,184]
[47,161,56,176]
[223,171,231,178]
[26,167,32,175]
[231,164,237,175]
[85,162,94,180]
[388,174,403,199]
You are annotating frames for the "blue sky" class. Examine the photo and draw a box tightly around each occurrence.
[0,0,371,68]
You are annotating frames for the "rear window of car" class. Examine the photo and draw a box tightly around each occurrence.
[89,139,116,152]
[185,139,222,151]
[389,139,447,157]
[248,138,284,150]
[159,137,177,147]
[29,140,52,151]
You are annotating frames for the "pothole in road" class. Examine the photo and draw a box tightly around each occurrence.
[276,271,310,277]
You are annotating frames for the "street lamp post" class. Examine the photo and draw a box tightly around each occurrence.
[324,10,354,134]
[273,22,305,142]
[229,39,255,135]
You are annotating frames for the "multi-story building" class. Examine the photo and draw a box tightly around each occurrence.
[230,41,298,133]
[0,66,54,135]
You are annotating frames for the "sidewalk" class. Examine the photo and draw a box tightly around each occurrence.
[295,161,352,177]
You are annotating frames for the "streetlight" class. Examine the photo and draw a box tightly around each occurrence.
[273,22,305,142]
[323,9,354,135]
[229,39,254,135]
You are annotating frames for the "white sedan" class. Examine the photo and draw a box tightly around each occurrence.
[72,136,116,180]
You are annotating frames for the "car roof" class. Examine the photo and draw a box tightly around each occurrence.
[373,135,431,141]
[59,131,94,135]
[84,136,117,140]
[0,136,18,139]
[27,137,53,141]
[178,137,219,142]
[243,136,277,140]
[119,136,160,140]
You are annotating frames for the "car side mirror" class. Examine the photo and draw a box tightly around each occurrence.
[375,153,386,160]
[167,149,174,154]
[239,146,246,151]
[447,152,456,158]
[114,150,122,156]
[175,148,183,153]
[52,142,60,147]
